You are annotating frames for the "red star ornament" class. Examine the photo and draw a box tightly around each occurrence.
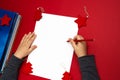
[74,16,88,28]
[62,71,72,80]
[0,14,11,26]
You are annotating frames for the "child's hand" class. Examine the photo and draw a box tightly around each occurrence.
[14,32,37,59]
[68,35,87,57]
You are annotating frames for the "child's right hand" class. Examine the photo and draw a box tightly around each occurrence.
[68,35,87,58]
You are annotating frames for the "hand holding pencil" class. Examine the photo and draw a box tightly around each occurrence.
[68,35,89,57]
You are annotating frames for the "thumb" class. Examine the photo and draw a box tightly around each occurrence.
[69,39,77,49]
[28,45,37,54]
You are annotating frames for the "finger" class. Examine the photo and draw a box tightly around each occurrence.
[74,35,85,45]
[25,32,33,42]
[28,45,37,54]
[69,39,77,49]
[27,34,37,47]
[76,36,86,47]
[20,34,27,43]
[22,32,31,42]
[67,38,72,42]
[27,32,35,42]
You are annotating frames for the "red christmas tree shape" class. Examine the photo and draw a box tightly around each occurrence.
[62,71,72,80]
[34,7,44,21]
[21,61,33,74]
[74,16,88,29]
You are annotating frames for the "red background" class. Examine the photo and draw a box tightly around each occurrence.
[0,0,120,80]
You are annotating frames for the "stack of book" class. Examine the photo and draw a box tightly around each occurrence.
[0,9,21,73]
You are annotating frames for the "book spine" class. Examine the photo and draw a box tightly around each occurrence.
[1,14,21,72]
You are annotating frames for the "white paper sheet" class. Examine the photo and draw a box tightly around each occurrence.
[27,13,78,80]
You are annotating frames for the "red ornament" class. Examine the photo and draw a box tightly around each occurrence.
[0,14,11,26]
[62,71,72,80]
[34,7,44,21]
[21,61,33,74]
[74,16,88,28]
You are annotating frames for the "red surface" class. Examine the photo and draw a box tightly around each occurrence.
[0,0,120,80]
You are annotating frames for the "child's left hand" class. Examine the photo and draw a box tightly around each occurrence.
[14,32,37,59]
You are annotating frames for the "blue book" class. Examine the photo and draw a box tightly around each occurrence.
[0,9,21,72]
